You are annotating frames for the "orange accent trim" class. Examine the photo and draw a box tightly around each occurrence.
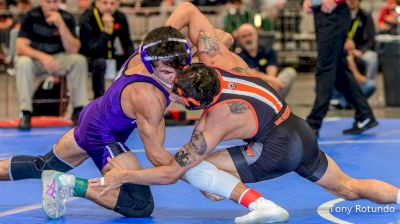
[274,106,291,126]
[177,88,184,97]
[240,189,262,208]
[212,65,258,78]
[181,97,190,107]
[188,97,201,106]
[208,69,227,106]
[230,82,283,112]
[245,146,254,157]
[204,99,259,139]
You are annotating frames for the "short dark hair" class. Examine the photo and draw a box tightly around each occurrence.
[142,26,189,70]
[173,63,220,109]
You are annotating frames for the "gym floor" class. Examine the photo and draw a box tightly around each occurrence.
[1,72,400,223]
[0,117,400,224]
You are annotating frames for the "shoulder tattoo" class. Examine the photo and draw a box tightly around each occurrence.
[174,130,207,167]
[231,67,249,73]
[228,102,249,114]
[198,30,220,55]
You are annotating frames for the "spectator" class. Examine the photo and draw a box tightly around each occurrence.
[0,0,12,68]
[14,0,31,26]
[0,0,16,46]
[377,0,400,34]
[15,0,88,130]
[79,0,133,99]
[79,0,91,11]
[331,48,376,108]
[236,23,297,97]
[346,0,378,80]
[303,0,377,136]
[134,0,162,15]
[135,0,162,7]
[223,0,252,35]
[331,0,378,109]
[192,0,227,6]
[15,0,30,11]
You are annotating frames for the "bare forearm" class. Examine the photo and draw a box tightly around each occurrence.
[347,60,365,84]
[121,166,179,185]
[58,23,80,53]
[146,146,174,167]
[165,2,205,45]
[266,65,278,77]
[165,2,195,30]
[16,43,48,61]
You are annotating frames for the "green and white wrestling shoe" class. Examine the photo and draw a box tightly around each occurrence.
[234,198,289,224]
[41,170,75,219]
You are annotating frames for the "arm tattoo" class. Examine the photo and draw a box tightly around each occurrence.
[228,102,249,114]
[231,67,249,73]
[174,130,207,167]
[198,30,219,55]
[189,130,207,156]
[174,146,194,167]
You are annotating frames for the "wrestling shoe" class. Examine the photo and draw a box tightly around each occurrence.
[343,117,378,135]
[42,170,75,219]
[18,111,31,130]
[235,198,289,224]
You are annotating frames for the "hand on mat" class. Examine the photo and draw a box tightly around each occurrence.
[200,190,225,201]
[89,157,126,195]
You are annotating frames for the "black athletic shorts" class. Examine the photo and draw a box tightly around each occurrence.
[228,114,328,183]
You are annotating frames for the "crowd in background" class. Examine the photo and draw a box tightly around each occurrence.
[0,0,398,130]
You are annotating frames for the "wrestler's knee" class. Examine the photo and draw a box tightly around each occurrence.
[114,183,154,217]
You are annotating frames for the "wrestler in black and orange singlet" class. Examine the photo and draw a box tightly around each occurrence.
[206,66,328,183]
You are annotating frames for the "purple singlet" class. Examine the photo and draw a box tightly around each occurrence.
[74,51,170,170]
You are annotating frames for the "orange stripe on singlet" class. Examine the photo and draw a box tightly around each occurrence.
[225,81,283,112]
[212,66,283,113]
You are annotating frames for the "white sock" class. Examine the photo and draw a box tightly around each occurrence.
[397,190,400,204]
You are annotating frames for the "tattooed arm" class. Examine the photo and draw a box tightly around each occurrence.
[95,114,228,187]
[165,2,232,62]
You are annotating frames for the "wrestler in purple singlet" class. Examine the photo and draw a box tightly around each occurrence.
[74,51,170,170]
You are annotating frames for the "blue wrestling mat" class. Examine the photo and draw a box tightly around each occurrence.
[1,117,400,224]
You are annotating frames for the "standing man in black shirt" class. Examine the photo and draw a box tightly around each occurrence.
[79,0,133,99]
[15,0,88,130]
[303,0,377,136]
